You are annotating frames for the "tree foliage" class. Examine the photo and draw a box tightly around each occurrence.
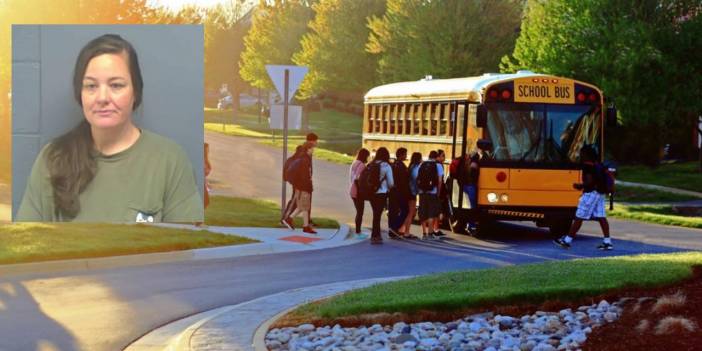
[367,0,523,83]
[292,0,385,99]
[501,0,702,164]
[239,0,315,90]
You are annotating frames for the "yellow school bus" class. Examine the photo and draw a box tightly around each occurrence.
[363,71,615,236]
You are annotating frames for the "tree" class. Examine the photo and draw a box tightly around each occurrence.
[239,0,316,91]
[367,0,523,83]
[501,0,702,165]
[202,1,251,109]
[292,0,385,99]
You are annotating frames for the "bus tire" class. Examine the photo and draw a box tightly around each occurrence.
[450,216,468,234]
[548,219,572,239]
[474,216,495,238]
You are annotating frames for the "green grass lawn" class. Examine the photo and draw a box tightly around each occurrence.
[617,162,702,193]
[608,203,702,229]
[205,195,338,229]
[0,222,256,265]
[615,184,700,203]
[205,108,361,164]
[288,251,702,320]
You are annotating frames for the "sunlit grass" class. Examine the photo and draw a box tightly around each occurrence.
[288,252,702,320]
[618,162,702,193]
[204,108,362,159]
[0,222,255,265]
[615,185,700,203]
[205,196,338,229]
[608,204,702,229]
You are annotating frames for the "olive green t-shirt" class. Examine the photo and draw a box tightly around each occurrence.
[17,130,204,222]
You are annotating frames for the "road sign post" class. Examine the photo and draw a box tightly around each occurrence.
[266,65,308,219]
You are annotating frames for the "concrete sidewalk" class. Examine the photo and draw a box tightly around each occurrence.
[0,223,364,277]
[125,277,407,351]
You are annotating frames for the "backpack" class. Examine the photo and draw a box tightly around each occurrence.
[356,161,384,200]
[283,156,303,184]
[417,161,438,192]
[595,163,616,194]
[449,157,462,179]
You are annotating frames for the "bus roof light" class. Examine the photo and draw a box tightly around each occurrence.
[577,92,586,103]
[588,93,597,102]
[488,89,498,99]
[501,89,512,100]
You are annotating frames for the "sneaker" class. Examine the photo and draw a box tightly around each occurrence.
[403,234,419,240]
[388,228,402,239]
[553,237,571,249]
[597,243,613,250]
[466,226,477,236]
[303,226,317,234]
[280,218,294,230]
[434,230,446,237]
[421,234,429,241]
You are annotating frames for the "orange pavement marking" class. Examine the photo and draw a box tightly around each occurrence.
[279,235,321,244]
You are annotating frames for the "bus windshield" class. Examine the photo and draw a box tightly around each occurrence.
[485,103,601,163]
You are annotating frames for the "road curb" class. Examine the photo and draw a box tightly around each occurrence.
[0,224,356,277]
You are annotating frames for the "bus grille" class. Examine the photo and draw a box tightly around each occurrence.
[487,209,545,219]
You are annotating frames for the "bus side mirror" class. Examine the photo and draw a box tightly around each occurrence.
[476,104,487,128]
[606,107,617,127]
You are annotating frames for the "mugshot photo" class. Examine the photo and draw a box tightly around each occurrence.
[11,25,204,222]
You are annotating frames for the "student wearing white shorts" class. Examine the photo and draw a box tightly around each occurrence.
[554,146,612,250]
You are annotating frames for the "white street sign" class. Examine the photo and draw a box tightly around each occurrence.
[269,105,302,130]
[265,65,308,103]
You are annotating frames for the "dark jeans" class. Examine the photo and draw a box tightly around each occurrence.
[388,190,409,232]
[370,193,387,240]
[352,196,364,233]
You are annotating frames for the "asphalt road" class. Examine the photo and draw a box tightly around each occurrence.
[0,132,700,351]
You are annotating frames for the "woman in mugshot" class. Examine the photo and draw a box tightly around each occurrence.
[17,34,203,222]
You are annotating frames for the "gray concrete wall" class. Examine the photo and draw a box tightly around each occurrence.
[11,25,204,219]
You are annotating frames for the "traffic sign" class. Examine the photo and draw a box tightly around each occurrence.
[265,65,308,103]
[269,105,301,130]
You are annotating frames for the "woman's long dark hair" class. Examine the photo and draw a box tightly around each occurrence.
[48,34,143,219]
[355,148,370,163]
[373,147,390,163]
[409,152,422,169]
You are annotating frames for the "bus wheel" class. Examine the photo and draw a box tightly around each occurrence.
[450,217,468,234]
[474,217,495,238]
[548,219,572,239]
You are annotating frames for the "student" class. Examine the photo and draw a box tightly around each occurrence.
[401,152,423,239]
[388,148,410,238]
[417,150,443,240]
[462,139,492,234]
[287,142,316,234]
[17,34,202,222]
[281,145,305,230]
[369,147,394,245]
[432,149,447,237]
[348,148,370,234]
[554,145,613,250]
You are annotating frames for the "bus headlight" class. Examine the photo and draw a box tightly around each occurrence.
[487,193,498,203]
[500,194,509,202]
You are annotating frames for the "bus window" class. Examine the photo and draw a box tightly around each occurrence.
[412,104,420,135]
[486,104,545,161]
[547,104,601,162]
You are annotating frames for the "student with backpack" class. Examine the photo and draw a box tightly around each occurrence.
[388,148,410,239]
[283,142,317,234]
[281,145,305,230]
[433,149,448,237]
[461,139,493,234]
[401,152,423,239]
[417,150,444,240]
[360,147,394,244]
[348,148,370,234]
[554,145,613,250]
